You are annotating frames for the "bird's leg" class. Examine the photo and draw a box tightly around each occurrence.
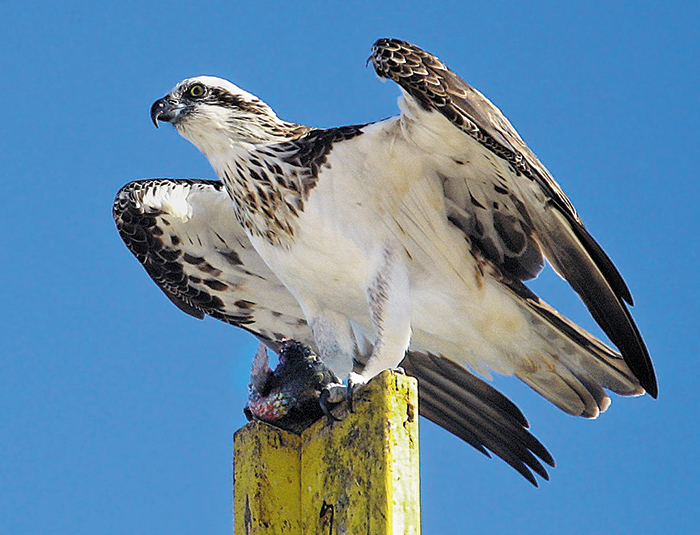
[308,310,358,415]
[308,311,357,379]
[307,247,412,414]
[351,246,412,398]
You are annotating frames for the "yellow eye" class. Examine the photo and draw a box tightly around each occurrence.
[188,83,206,98]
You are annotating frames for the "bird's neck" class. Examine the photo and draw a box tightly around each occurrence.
[225,116,310,145]
[181,112,308,157]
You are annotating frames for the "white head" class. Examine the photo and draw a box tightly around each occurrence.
[151,76,303,157]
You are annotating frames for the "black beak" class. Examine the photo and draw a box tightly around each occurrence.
[150,97,177,128]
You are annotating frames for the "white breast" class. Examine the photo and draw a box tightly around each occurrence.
[249,116,535,378]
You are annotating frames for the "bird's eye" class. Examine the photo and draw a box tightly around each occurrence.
[187,83,206,99]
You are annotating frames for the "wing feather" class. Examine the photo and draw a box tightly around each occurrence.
[114,177,553,484]
[113,179,310,339]
[402,351,554,485]
[370,38,657,397]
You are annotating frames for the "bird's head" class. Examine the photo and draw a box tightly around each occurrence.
[151,76,297,156]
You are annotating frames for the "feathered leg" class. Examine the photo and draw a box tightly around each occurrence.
[350,246,413,386]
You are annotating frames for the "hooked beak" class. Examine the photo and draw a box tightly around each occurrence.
[150,97,180,128]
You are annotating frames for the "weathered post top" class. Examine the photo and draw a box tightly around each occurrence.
[234,370,421,535]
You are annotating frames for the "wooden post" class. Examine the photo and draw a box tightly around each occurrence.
[233,423,302,534]
[233,370,421,535]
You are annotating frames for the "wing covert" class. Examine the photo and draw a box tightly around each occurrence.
[370,38,657,397]
[113,178,311,341]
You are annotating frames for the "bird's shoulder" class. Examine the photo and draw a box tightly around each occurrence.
[257,124,368,180]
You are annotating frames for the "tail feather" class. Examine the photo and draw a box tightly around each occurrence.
[499,278,643,416]
[517,366,605,418]
[532,208,657,397]
[402,351,554,485]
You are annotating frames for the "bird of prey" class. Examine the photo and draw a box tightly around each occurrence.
[116,38,656,484]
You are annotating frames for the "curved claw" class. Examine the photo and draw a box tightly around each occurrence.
[320,384,345,423]
[347,381,356,413]
[347,372,368,413]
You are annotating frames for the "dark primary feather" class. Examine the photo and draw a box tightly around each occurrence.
[113,178,554,484]
[370,38,657,397]
[401,352,554,486]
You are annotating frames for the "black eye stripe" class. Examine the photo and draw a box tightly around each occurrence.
[180,83,262,113]
[208,87,263,113]
[208,87,245,108]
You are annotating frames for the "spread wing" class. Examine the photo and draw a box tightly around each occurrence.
[370,38,657,398]
[113,178,308,340]
[114,178,554,484]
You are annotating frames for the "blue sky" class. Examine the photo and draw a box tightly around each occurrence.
[1,1,698,533]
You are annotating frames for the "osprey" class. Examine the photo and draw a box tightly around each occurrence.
[116,38,656,484]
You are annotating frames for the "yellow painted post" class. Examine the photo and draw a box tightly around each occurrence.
[233,422,302,534]
[233,370,421,535]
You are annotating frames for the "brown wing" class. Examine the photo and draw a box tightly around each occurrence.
[370,38,657,397]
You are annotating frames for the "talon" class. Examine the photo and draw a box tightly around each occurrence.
[347,372,367,413]
[323,383,348,404]
[393,366,406,375]
[347,381,356,413]
[320,383,346,422]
